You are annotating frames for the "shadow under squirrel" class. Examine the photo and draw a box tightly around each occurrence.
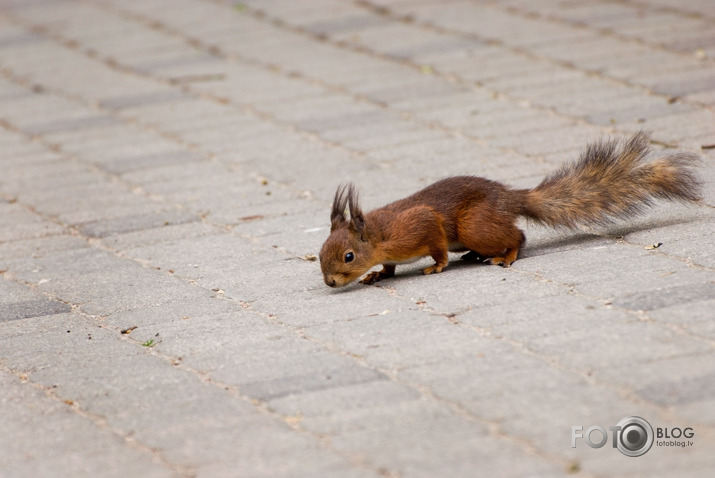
[319,132,702,288]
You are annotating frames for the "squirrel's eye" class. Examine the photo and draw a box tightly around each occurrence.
[345,252,354,263]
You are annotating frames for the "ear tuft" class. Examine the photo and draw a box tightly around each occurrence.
[347,184,367,240]
[330,183,350,231]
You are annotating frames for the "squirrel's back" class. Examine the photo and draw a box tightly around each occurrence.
[378,176,510,239]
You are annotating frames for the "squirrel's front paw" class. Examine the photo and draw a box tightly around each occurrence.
[360,271,383,285]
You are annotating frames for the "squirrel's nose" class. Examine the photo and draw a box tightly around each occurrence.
[324,276,337,287]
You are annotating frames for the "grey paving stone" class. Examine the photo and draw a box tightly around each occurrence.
[100,150,203,174]
[612,282,714,312]
[0,234,88,266]
[615,109,715,144]
[305,308,495,370]
[330,415,566,478]
[248,270,415,327]
[0,92,87,127]
[120,231,260,282]
[267,379,421,417]
[638,371,715,407]
[102,292,238,330]
[77,209,200,238]
[521,315,710,371]
[241,365,385,401]
[100,221,222,252]
[0,298,71,322]
[384,260,566,315]
[21,115,121,135]
[98,89,191,110]
[4,160,97,193]
[6,246,205,316]
[456,293,616,340]
[300,395,456,436]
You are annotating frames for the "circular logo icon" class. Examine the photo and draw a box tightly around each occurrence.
[616,416,654,457]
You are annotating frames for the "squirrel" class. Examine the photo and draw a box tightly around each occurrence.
[319,132,702,288]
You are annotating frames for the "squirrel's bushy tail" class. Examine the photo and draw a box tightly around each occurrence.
[519,132,702,228]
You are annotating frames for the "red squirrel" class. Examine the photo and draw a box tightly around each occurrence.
[319,132,702,288]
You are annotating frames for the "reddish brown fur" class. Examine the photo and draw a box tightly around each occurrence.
[319,132,702,287]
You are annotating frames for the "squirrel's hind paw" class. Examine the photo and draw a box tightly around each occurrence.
[485,257,512,268]
[422,264,445,275]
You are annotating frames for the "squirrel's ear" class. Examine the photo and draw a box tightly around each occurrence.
[330,184,349,231]
[347,184,367,241]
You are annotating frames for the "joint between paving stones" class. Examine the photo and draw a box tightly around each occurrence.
[204,280,581,471]
[615,0,715,23]
[288,315,583,473]
[123,299,402,478]
[351,0,714,110]
[68,0,381,162]
[0,4,389,214]
[77,0,591,167]
[68,0,430,162]
[0,65,323,259]
[4,266,383,476]
[0,361,196,477]
[1,158,410,477]
[361,268,715,432]
[220,0,611,156]
[507,263,715,347]
[499,1,715,64]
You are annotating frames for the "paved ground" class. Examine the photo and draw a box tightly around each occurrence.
[1,0,714,476]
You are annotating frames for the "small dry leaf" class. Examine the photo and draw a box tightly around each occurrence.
[644,242,663,250]
[420,64,434,75]
[284,415,303,425]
